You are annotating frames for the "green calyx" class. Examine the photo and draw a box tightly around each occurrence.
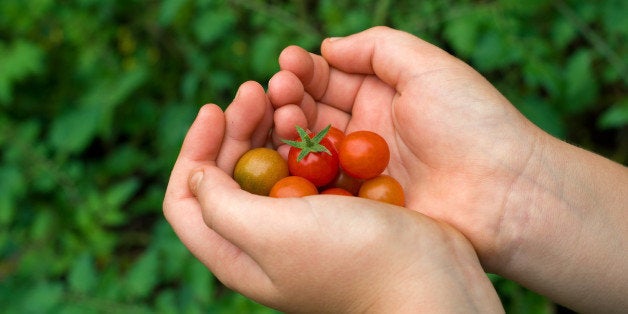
[282,124,332,162]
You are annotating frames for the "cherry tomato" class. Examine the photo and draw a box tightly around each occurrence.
[284,125,339,187]
[320,187,353,196]
[307,126,345,151]
[324,169,363,195]
[270,176,318,198]
[323,126,345,151]
[338,130,390,180]
[358,175,404,206]
[233,147,289,196]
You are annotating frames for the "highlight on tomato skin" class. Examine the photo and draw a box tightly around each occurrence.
[358,175,405,207]
[338,130,390,180]
[269,176,319,198]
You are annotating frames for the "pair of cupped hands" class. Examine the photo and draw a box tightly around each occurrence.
[164,27,542,312]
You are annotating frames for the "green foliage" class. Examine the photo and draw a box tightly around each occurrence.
[0,0,625,312]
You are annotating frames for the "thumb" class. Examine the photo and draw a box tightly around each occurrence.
[321,26,460,90]
[188,165,301,254]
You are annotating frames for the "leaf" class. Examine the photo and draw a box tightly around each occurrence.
[443,14,482,58]
[562,49,598,114]
[158,0,190,26]
[68,253,98,294]
[598,100,628,129]
[193,9,236,45]
[105,178,140,209]
[251,35,280,78]
[21,281,64,313]
[48,68,147,154]
[48,104,101,154]
[0,40,44,105]
[125,248,159,299]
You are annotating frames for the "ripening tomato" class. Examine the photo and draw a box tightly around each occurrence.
[320,187,353,196]
[338,131,390,180]
[324,169,363,195]
[358,175,404,206]
[233,147,289,196]
[284,125,339,187]
[270,176,318,198]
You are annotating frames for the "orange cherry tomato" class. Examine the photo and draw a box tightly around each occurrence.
[358,175,404,206]
[320,187,353,196]
[338,130,390,180]
[269,176,318,198]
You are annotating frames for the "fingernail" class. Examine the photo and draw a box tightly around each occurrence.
[189,170,204,195]
[327,36,343,42]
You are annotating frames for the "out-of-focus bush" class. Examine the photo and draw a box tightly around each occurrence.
[0,0,625,312]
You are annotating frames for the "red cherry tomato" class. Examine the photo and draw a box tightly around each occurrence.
[284,125,340,187]
[320,187,353,196]
[358,175,404,206]
[338,131,390,180]
[270,176,318,198]
[323,126,345,151]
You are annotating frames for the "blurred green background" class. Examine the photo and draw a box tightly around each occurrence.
[1,0,626,313]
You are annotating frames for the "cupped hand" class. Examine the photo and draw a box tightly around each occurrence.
[163,83,502,312]
[268,26,545,271]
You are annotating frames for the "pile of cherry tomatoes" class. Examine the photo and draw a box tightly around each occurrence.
[233,125,404,207]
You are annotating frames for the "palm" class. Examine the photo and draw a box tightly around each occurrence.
[270,45,539,267]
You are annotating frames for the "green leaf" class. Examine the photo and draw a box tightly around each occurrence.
[443,14,482,58]
[0,165,24,225]
[598,100,628,129]
[21,281,64,313]
[0,40,44,105]
[48,105,101,154]
[562,49,598,114]
[158,0,190,26]
[105,178,139,209]
[125,248,159,299]
[68,253,98,294]
[194,9,236,45]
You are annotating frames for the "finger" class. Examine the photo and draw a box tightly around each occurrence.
[164,104,225,203]
[321,26,459,91]
[271,104,308,145]
[163,104,276,303]
[217,81,274,175]
[267,70,305,109]
[279,45,364,114]
[189,166,311,262]
[165,195,274,302]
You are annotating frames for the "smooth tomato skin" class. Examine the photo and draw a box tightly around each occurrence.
[324,126,345,151]
[338,131,390,180]
[320,187,353,196]
[269,176,318,198]
[233,147,289,196]
[358,175,405,206]
[307,126,345,151]
[288,137,339,187]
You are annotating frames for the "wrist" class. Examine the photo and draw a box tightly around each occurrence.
[365,223,504,313]
[492,132,628,312]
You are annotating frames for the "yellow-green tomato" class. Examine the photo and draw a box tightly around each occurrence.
[233,147,289,196]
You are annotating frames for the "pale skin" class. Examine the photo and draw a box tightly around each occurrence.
[164,27,628,312]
